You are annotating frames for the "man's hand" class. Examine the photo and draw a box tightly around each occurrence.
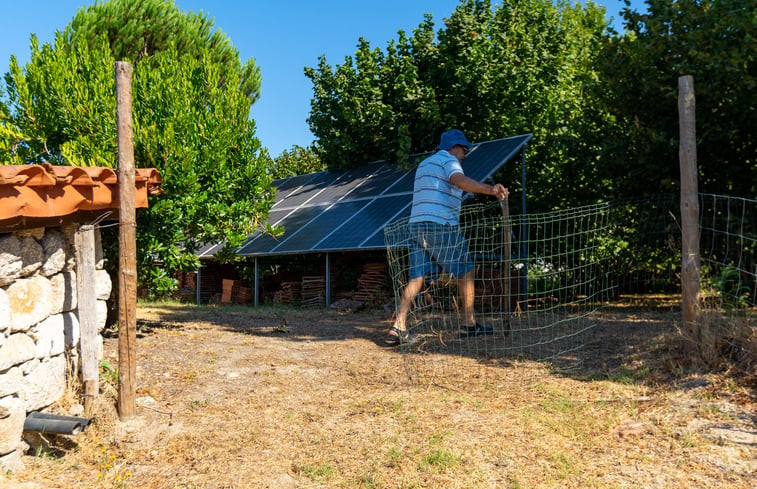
[491,184,509,201]
[449,173,509,200]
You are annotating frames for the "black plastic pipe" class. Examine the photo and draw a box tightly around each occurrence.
[23,412,91,435]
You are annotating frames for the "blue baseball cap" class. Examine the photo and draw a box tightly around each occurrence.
[436,129,473,151]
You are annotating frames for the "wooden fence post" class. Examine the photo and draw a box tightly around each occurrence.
[115,61,137,420]
[678,75,701,353]
[75,225,98,417]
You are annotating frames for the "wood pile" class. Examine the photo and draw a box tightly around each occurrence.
[236,286,253,304]
[474,267,522,313]
[334,291,354,301]
[301,275,325,308]
[353,262,389,304]
[273,281,302,305]
[221,279,253,304]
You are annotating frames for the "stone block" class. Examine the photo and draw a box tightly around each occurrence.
[0,334,35,371]
[96,300,108,332]
[6,275,52,332]
[31,315,65,359]
[95,269,112,300]
[18,355,66,412]
[0,447,24,473]
[61,224,78,272]
[0,234,22,287]
[0,395,24,455]
[62,312,80,349]
[15,228,44,240]
[0,288,9,333]
[20,358,39,376]
[40,229,66,277]
[19,236,43,278]
[0,366,22,398]
[50,271,77,314]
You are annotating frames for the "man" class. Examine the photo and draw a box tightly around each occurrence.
[387,129,509,344]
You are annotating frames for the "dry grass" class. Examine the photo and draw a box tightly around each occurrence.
[698,310,757,374]
[4,302,755,488]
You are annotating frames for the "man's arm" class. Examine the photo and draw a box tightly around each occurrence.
[449,173,509,200]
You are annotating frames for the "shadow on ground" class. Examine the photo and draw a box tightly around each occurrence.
[128,300,755,400]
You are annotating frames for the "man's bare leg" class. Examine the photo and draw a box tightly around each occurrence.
[391,276,425,333]
[458,270,476,327]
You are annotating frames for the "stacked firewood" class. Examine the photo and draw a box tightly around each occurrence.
[474,267,521,313]
[236,286,253,304]
[353,262,389,304]
[221,279,254,304]
[301,275,326,308]
[273,281,302,305]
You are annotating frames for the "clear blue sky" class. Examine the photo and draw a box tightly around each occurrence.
[0,0,645,158]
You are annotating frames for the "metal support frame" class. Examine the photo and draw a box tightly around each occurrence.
[521,146,529,310]
[325,253,331,307]
[196,265,201,305]
[254,257,259,307]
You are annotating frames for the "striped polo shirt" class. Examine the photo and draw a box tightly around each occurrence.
[408,150,464,226]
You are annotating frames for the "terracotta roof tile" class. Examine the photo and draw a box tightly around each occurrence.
[0,163,162,227]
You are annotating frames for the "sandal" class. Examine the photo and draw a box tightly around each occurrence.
[386,326,413,345]
[459,323,494,338]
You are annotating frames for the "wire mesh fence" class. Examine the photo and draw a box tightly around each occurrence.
[384,195,680,381]
[698,194,757,370]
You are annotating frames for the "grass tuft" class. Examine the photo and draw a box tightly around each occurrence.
[419,447,459,471]
[299,461,338,481]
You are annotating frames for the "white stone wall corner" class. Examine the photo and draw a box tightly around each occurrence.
[0,225,111,473]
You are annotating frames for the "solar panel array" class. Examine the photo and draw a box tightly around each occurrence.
[200,134,532,258]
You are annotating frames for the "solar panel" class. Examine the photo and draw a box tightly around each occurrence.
[235,133,533,257]
[315,195,412,251]
[272,200,367,253]
[383,170,415,195]
[462,136,526,182]
[271,171,340,209]
[236,209,296,255]
[360,199,413,249]
[270,172,321,201]
[272,172,316,191]
[343,164,411,200]
[196,241,224,258]
[285,162,385,209]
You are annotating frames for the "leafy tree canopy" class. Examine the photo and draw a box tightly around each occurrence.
[599,0,756,197]
[270,144,325,179]
[305,0,612,211]
[306,0,754,207]
[0,0,272,294]
[64,0,261,101]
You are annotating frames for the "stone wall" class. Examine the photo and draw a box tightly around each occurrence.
[0,225,110,472]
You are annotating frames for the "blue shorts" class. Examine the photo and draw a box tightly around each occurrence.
[408,221,474,280]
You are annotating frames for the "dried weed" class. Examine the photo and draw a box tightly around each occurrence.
[4,303,754,489]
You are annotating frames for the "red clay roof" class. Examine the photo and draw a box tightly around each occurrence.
[0,163,161,229]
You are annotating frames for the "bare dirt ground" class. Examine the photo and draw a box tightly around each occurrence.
[4,303,756,488]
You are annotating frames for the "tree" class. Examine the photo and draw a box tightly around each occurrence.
[64,0,261,101]
[305,0,612,211]
[271,144,325,179]
[597,0,756,197]
[305,27,441,170]
[0,0,272,294]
